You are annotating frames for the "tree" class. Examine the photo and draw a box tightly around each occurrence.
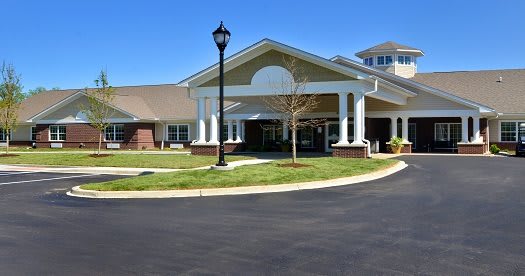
[82,70,115,155]
[263,57,325,164]
[26,86,61,98]
[0,62,24,154]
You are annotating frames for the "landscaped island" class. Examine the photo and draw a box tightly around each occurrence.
[81,158,398,191]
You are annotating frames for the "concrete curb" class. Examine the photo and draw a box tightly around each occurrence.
[67,161,407,199]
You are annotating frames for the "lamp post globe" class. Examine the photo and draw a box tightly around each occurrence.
[213,21,230,167]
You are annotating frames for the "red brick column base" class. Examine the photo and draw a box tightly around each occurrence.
[332,145,367,158]
[191,144,219,156]
[401,143,412,153]
[224,142,246,153]
[457,143,485,154]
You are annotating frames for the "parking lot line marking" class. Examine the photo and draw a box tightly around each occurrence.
[0,171,39,176]
[0,174,98,186]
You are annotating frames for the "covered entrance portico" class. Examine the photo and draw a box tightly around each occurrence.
[179,39,491,157]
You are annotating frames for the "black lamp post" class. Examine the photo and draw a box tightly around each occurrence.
[213,21,231,167]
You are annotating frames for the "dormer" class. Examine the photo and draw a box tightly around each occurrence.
[356,41,424,78]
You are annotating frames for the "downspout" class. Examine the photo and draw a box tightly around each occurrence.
[362,76,379,158]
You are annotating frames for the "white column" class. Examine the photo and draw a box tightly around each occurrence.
[282,122,289,141]
[196,97,206,143]
[401,117,409,142]
[234,120,242,142]
[227,120,234,142]
[208,97,218,144]
[390,117,398,138]
[352,92,364,144]
[472,116,480,142]
[337,92,349,144]
[461,116,469,143]
[241,121,246,142]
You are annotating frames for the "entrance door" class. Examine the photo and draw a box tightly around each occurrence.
[325,122,354,152]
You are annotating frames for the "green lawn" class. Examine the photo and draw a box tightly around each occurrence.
[0,153,251,169]
[4,147,189,152]
[81,157,398,191]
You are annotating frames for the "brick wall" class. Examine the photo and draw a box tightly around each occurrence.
[34,123,155,150]
[224,143,246,153]
[492,142,517,152]
[457,144,485,154]
[191,144,219,156]
[332,146,367,158]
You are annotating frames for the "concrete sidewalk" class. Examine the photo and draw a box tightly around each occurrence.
[0,158,275,176]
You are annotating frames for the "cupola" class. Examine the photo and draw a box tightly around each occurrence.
[356,41,424,78]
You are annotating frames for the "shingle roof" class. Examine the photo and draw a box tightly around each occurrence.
[411,69,525,113]
[18,84,199,122]
[355,41,424,58]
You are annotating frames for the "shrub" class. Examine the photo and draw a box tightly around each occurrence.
[389,136,404,148]
[490,144,500,154]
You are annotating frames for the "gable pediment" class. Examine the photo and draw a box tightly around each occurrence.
[199,49,356,87]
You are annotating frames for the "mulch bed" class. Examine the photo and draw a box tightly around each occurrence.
[88,154,114,158]
[0,154,19,157]
[278,163,312,168]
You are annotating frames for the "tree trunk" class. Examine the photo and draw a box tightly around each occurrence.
[5,133,9,155]
[98,131,102,155]
[291,127,297,164]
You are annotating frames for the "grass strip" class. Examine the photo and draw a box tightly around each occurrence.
[81,157,398,191]
[0,153,252,169]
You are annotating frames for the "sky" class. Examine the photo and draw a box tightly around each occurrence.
[1,0,524,92]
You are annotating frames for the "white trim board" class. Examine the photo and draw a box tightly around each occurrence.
[225,109,481,120]
[27,91,140,122]
[178,38,370,87]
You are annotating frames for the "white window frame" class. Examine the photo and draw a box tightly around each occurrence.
[0,128,11,142]
[30,126,37,141]
[364,57,374,66]
[49,125,66,141]
[262,125,283,145]
[104,124,125,142]
[167,124,190,141]
[434,123,461,142]
[222,123,237,140]
[499,121,525,142]
[376,55,393,66]
[397,55,412,66]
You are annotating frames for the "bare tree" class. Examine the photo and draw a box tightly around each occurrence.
[264,57,325,164]
[82,70,115,155]
[0,62,24,154]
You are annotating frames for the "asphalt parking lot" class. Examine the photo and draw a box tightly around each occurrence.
[1,156,525,275]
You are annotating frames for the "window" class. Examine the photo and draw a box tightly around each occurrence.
[167,124,189,141]
[377,56,385,65]
[500,121,525,142]
[222,123,237,140]
[435,123,462,148]
[0,128,9,141]
[377,55,393,65]
[31,126,37,141]
[397,55,412,65]
[300,127,315,148]
[105,124,124,141]
[364,57,374,66]
[49,125,66,141]
[262,125,283,145]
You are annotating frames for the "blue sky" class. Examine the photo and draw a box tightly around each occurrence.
[1,0,524,92]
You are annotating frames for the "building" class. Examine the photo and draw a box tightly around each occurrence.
[11,39,525,157]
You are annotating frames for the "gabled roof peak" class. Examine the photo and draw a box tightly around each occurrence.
[356,41,424,58]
